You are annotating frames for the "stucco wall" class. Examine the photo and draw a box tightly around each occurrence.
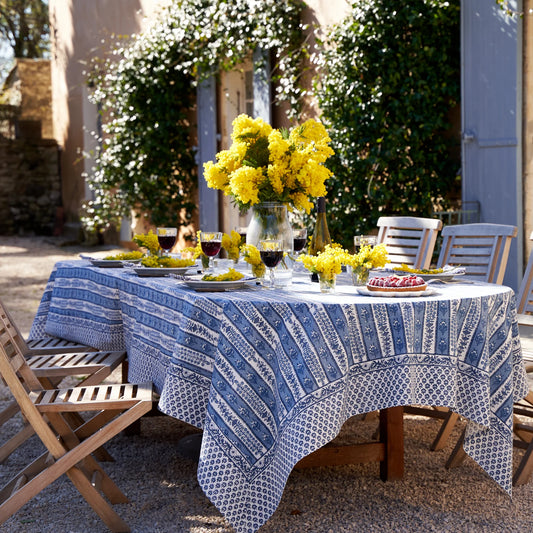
[49,0,171,235]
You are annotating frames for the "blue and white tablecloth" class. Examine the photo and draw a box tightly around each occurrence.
[31,261,529,533]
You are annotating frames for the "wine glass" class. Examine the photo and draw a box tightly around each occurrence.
[200,231,222,272]
[354,234,377,254]
[259,239,283,289]
[293,227,307,256]
[157,227,177,256]
[235,226,248,245]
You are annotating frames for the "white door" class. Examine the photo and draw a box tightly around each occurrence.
[461,0,523,289]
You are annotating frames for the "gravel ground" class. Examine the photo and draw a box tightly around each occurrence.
[1,235,533,533]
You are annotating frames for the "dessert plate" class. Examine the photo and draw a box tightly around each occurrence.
[373,267,465,282]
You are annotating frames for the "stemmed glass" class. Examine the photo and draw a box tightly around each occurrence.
[157,227,177,256]
[236,226,248,245]
[354,234,377,254]
[200,231,222,272]
[259,239,283,289]
[293,227,307,256]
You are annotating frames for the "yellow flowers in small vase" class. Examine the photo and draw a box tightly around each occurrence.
[241,244,266,279]
[348,243,389,285]
[221,230,243,263]
[297,244,353,293]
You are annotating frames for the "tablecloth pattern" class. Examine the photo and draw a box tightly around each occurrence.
[30,261,529,533]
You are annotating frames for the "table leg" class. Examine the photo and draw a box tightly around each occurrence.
[380,406,404,481]
[295,406,404,479]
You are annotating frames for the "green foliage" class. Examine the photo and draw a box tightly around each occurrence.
[83,0,308,236]
[0,0,49,58]
[314,0,460,249]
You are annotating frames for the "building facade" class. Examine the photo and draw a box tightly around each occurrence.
[48,0,531,288]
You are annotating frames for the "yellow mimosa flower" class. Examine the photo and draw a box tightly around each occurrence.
[203,113,334,213]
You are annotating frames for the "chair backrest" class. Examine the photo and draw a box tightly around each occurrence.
[376,216,443,270]
[0,297,32,357]
[0,306,64,454]
[517,231,533,314]
[437,223,517,284]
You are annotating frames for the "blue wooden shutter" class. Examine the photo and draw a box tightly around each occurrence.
[461,0,523,289]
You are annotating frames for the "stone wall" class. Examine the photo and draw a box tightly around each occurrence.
[0,138,61,235]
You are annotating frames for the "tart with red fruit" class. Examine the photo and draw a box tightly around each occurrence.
[366,274,427,292]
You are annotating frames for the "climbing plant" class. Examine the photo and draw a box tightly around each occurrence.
[314,0,461,249]
[82,0,308,237]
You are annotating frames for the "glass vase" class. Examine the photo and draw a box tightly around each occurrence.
[319,272,336,293]
[247,202,294,288]
[352,266,369,286]
[252,263,266,285]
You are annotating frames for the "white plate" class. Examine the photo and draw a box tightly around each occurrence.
[86,258,142,268]
[357,287,437,298]
[181,275,257,292]
[372,267,465,282]
[133,266,196,277]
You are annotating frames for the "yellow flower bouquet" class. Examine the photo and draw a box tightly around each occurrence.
[182,230,210,270]
[297,244,353,292]
[348,243,389,285]
[241,244,266,279]
[221,230,243,262]
[298,244,352,277]
[203,114,334,213]
[132,230,195,268]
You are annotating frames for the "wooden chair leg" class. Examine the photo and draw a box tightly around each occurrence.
[431,411,461,451]
[0,424,35,464]
[77,454,129,504]
[445,429,467,469]
[513,439,533,486]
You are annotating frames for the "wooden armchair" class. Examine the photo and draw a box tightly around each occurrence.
[0,305,153,532]
[405,222,518,451]
[376,216,443,270]
[446,232,533,485]
[436,223,517,283]
[0,299,126,464]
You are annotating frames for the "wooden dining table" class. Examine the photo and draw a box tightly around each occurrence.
[31,261,528,533]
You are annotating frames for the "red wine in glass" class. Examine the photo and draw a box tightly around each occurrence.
[292,227,307,255]
[199,231,223,272]
[157,227,177,255]
[260,250,283,268]
[201,240,222,257]
[158,235,177,252]
[293,237,306,253]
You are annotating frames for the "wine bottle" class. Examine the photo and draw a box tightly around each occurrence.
[309,196,331,282]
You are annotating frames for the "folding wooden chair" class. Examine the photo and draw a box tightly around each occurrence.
[376,216,443,270]
[436,223,517,283]
[447,232,533,485]
[0,308,153,532]
[0,296,97,355]
[0,300,127,464]
[404,222,518,451]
